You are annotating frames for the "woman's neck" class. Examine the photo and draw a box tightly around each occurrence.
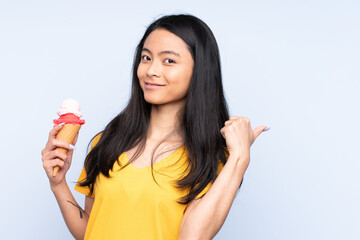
[147,102,184,142]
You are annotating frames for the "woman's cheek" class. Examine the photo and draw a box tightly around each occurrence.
[168,68,191,89]
[137,64,145,79]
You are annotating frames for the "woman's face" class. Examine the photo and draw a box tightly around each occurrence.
[137,28,194,107]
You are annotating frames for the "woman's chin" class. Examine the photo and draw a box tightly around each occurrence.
[144,97,165,105]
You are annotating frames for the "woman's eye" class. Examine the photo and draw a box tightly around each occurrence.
[164,59,175,64]
[141,55,150,61]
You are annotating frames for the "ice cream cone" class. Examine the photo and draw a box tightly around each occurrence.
[53,124,81,176]
[52,99,85,176]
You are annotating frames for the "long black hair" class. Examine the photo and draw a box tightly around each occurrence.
[79,14,230,204]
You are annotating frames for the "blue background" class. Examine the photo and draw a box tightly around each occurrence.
[0,0,359,239]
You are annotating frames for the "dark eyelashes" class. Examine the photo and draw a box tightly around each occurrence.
[141,55,151,61]
[165,59,175,64]
[140,55,176,64]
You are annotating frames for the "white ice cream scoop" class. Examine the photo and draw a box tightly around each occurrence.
[57,99,82,118]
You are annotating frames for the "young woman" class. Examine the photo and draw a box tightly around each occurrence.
[42,14,268,240]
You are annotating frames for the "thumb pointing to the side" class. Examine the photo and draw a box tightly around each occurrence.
[253,126,270,140]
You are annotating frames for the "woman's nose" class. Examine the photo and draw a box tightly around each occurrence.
[146,61,161,78]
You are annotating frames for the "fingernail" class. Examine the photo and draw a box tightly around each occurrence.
[69,144,76,150]
[263,127,271,132]
[58,123,65,126]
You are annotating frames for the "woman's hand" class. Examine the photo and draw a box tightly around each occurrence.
[41,124,78,188]
[220,116,268,166]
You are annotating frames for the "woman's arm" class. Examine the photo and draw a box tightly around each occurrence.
[178,117,268,240]
[178,154,246,240]
[42,125,94,240]
[51,182,94,240]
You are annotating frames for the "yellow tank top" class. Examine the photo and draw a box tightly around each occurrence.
[75,134,222,240]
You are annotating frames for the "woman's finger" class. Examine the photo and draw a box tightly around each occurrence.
[64,153,72,168]
[45,148,68,162]
[43,158,65,175]
[224,120,232,126]
[253,126,270,140]
[220,127,225,138]
[49,139,75,151]
[42,141,72,163]
[52,158,65,169]
[44,125,64,150]
[48,124,64,141]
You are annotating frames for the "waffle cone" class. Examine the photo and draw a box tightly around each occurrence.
[53,124,81,176]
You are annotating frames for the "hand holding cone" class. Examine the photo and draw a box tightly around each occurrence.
[53,124,81,176]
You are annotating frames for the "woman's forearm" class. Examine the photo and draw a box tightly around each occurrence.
[179,154,248,240]
[51,181,89,240]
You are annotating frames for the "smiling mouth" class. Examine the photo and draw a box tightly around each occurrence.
[145,82,165,86]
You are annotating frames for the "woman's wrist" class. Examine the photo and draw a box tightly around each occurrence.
[50,179,68,194]
[228,149,250,161]
[227,151,250,170]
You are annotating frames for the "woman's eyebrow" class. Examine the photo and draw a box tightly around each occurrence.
[142,48,181,57]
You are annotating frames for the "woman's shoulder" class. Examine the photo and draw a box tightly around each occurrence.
[89,132,103,151]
